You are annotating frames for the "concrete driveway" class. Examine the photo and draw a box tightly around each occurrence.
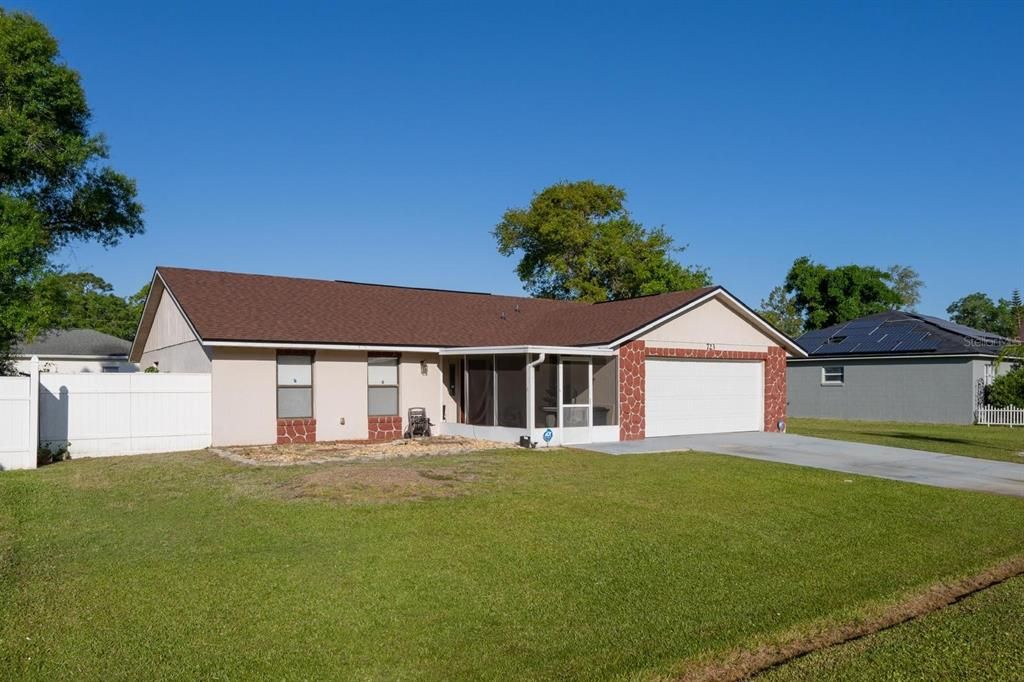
[582,432,1024,497]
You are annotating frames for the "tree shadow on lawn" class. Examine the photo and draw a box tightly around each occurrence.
[862,431,981,448]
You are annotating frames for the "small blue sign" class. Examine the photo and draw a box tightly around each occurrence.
[542,428,554,443]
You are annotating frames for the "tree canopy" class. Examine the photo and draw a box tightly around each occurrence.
[0,9,143,372]
[783,257,902,330]
[757,285,804,337]
[945,292,1021,339]
[28,272,148,340]
[493,181,710,302]
[886,264,924,310]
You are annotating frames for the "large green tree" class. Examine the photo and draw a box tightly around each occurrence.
[493,180,710,302]
[0,10,143,372]
[29,272,148,340]
[945,292,1018,338]
[783,257,901,330]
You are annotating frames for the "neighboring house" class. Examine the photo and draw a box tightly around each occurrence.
[14,328,138,374]
[787,311,1016,425]
[129,267,805,447]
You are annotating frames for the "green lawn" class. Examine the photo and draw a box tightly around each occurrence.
[760,575,1024,681]
[788,417,1024,463]
[2,448,1024,679]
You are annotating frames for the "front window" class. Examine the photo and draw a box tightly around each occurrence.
[822,366,844,385]
[368,356,399,416]
[278,353,313,418]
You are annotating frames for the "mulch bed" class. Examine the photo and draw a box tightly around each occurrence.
[212,435,513,466]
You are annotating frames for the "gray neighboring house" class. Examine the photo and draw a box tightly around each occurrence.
[787,311,1017,425]
[13,329,138,374]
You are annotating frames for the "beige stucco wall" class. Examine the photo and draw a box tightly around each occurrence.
[209,347,443,446]
[211,347,276,446]
[641,298,778,351]
[140,289,211,373]
[314,350,369,440]
[399,352,442,428]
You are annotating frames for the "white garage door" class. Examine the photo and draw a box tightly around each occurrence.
[645,359,762,436]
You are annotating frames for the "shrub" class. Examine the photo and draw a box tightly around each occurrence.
[986,367,1024,408]
[37,441,71,466]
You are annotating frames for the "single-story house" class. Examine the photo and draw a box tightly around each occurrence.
[14,329,137,374]
[787,311,1017,425]
[129,267,805,447]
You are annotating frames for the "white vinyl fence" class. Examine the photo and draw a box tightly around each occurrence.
[0,369,38,471]
[975,406,1024,427]
[1,357,211,470]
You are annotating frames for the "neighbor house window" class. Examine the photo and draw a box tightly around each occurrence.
[101,365,119,373]
[278,353,313,418]
[822,366,844,385]
[368,356,399,416]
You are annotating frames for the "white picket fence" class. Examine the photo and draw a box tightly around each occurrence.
[0,357,211,470]
[975,405,1024,427]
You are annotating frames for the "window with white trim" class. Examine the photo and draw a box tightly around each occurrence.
[277,353,313,418]
[368,356,399,416]
[822,366,844,385]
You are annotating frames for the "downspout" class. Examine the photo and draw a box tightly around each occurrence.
[526,352,546,441]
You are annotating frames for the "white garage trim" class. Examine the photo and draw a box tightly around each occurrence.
[645,358,763,436]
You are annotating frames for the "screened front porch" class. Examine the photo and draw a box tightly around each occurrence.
[438,347,619,445]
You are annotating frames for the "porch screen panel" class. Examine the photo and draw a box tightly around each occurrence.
[467,356,494,426]
[496,355,526,428]
[533,356,558,428]
[592,356,618,426]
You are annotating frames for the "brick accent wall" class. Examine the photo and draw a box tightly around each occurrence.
[618,340,646,440]
[762,346,787,432]
[368,415,403,441]
[277,418,316,444]
[620,344,790,438]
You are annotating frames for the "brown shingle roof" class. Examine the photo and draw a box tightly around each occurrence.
[154,266,719,348]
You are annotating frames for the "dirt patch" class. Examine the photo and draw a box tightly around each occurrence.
[214,435,511,466]
[672,554,1024,682]
[277,463,484,503]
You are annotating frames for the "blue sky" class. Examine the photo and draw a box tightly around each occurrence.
[12,0,1024,315]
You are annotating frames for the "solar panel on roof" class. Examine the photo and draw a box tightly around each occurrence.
[843,319,881,330]
[912,314,1007,341]
[898,338,940,352]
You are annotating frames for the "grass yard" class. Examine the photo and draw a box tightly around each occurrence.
[2,448,1024,679]
[788,417,1024,463]
[760,575,1024,681]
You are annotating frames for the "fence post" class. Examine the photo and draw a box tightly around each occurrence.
[28,356,39,469]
